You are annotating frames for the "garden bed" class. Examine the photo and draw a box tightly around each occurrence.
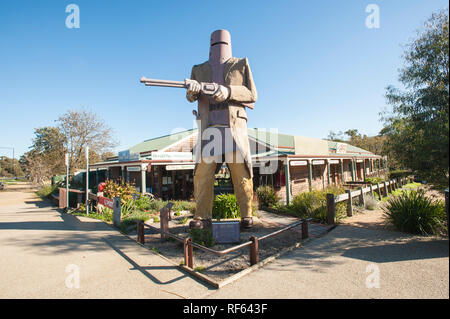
[128,211,333,283]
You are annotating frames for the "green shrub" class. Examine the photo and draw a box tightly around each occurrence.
[290,187,346,223]
[383,189,446,235]
[36,185,58,198]
[366,177,384,185]
[188,228,215,247]
[364,193,378,210]
[134,195,153,211]
[255,185,279,209]
[212,194,240,220]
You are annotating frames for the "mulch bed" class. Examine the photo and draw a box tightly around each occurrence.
[128,211,332,282]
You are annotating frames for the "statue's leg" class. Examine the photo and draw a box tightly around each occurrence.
[227,152,253,226]
[192,160,216,225]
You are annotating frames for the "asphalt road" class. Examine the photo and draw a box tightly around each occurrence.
[0,185,448,299]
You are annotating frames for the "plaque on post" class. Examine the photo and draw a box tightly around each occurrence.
[113,197,121,227]
[212,221,240,244]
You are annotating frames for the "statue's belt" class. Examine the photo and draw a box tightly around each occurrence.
[209,101,229,111]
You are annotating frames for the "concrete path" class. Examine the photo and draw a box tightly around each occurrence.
[0,186,448,299]
[0,189,212,298]
[205,225,449,299]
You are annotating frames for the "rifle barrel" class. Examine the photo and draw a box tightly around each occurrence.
[140,77,185,88]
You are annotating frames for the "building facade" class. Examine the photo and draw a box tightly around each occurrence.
[89,128,387,203]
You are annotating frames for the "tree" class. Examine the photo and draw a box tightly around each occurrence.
[326,129,386,157]
[21,127,66,184]
[381,9,449,186]
[56,108,118,172]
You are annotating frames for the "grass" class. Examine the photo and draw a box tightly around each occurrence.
[194,266,206,273]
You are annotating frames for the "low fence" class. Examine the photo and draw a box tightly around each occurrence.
[326,176,414,224]
[136,204,310,270]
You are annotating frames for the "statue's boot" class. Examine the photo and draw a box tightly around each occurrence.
[240,217,253,229]
[189,219,212,229]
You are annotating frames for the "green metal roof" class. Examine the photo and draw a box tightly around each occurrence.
[128,129,196,154]
[120,128,376,160]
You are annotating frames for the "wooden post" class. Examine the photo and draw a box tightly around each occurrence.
[184,238,193,268]
[301,220,309,239]
[376,184,382,201]
[369,184,374,198]
[359,187,365,208]
[249,236,259,266]
[326,193,335,224]
[137,221,145,244]
[383,182,388,197]
[363,160,367,181]
[308,160,313,191]
[346,190,353,216]
[160,207,169,241]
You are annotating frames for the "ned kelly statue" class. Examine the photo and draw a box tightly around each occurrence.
[141,29,257,229]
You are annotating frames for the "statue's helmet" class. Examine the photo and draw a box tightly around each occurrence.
[209,29,232,65]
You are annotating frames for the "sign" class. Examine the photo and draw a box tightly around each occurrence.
[356,159,364,163]
[290,160,308,166]
[336,143,347,154]
[312,160,325,165]
[166,164,195,170]
[329,159,340,164]
[118,150,140,162]
[98,196,114,209]
[212,221,240,244]
[126,166,141,172]
[151,152,192,161]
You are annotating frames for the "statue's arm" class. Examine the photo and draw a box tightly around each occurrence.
[186,66,199,103]
[227,58,258,105]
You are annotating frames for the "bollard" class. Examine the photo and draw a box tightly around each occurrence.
[137,221,145,244]
[301,220,309,240]
[445,189,449,229]
[326,193,336,224]
[184,238,193,268]
[346,190,353,217]
[249,236,259,266]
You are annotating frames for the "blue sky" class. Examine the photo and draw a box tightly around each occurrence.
[0,0,448,158]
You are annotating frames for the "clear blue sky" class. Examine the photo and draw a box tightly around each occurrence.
[0,0,448,158]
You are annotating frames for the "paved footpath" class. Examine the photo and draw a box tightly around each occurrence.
[0,187,448,299]
[0,188,212,298]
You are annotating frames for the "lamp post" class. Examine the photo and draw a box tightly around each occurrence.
[86,146,89,216]
[65,153,69,210]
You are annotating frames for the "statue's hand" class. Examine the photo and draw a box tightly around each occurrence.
[213,85,230,103]
[185,79,201,95]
